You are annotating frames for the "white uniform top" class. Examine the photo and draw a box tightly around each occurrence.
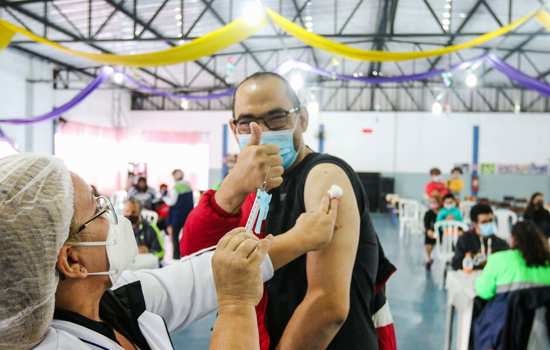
[34,250,274,350]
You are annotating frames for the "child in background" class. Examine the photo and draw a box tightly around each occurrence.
[437,193,464,222]
[447,167,465,198]
[425,167,449,199]
[424,196,441,270]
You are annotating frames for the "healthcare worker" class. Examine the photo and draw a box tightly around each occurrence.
[0,153,339,350]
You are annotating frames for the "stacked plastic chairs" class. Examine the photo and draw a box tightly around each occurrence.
[398,199,424,238]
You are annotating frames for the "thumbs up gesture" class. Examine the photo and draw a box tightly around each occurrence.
[234,122,284,191]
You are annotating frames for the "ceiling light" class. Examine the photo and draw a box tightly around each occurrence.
[102,66,114,75]
[444,4,452,9]
[180,99,189,110]
[304,16,313,21]
[514,102,521,114]
[175,14,182,20]
[432,101,443,115]
[442,18,451,25]
[173,7,181,12]
[112,72,125,84]
[177,39,186,45]
[242,2,266,26]
[443,12,451,18]
[465,72,478,88]
[459,13,467,18]
[289,72,305,92]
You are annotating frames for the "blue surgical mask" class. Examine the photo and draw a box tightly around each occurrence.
[479,222,497,237]
[238,128,298,169]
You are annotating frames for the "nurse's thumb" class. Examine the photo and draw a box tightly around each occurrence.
[248,122,262,146]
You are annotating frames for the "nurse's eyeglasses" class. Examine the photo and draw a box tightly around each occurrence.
[74,196,118,235]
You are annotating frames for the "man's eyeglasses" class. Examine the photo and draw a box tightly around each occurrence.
[74,196,118,235]
[233,106,300,134]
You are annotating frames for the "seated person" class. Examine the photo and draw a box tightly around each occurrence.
[473,221,550,349]
[425,167,449,199]
[524,192,550,238]
[424,196,441,269]
[128,176,157,210]
[451,204,509,270]
[123,197,165,260]
[436,193,463,222]
[447,167,464,198]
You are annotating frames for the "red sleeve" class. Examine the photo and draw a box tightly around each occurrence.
[180,190,256,256]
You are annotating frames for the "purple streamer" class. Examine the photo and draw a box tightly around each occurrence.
[276,58,484,83]
[0,72,109,125]
[486,54,550,97]
[124,74,235,100]
[2,54,548,126]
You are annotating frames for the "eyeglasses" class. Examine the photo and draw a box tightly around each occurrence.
[233,106,300,134]
[74,196,118,235]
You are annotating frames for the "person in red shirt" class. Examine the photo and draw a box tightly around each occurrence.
[425,167,449,199]
[182,72,396,350]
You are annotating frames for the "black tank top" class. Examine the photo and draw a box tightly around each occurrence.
[265,152,379,350]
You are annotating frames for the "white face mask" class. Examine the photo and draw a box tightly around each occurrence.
[71,215,138,284]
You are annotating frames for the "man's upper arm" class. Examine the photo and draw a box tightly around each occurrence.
[303,163,360,312]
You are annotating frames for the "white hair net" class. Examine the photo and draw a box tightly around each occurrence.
[0,154,74,350]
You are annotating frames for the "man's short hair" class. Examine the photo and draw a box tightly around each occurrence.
[231,72,301,119]
[442,193,455,202]
[430,168,442,176]
[172,169,183,176]
[137,176,147,183]
[470,204,493,223]
[124,197,142,212]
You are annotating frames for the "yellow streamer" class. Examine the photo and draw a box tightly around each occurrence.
[536,10,550,30]
[0,17,265,67]
[266,8,538,62]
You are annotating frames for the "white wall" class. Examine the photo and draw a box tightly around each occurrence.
[318,112,550,174]
[0,49,55,154]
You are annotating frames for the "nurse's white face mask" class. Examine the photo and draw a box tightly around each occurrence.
[71,215,138,284]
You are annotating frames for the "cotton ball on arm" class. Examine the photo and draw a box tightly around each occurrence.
[328,184,343,199]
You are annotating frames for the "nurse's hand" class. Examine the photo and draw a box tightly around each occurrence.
[213,228,273,307]
[292,193,340,251]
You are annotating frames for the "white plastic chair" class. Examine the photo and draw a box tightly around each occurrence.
[398,199,423,238]
[459,201,476,225]
[141,209,159,226]
[435,220,469,287]
[494,208,518,243]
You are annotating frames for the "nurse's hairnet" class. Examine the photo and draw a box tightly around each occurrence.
[0,154,74,350]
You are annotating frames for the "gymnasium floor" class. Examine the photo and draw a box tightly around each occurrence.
[171,214,448,350]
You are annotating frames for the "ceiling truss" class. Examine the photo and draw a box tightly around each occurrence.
[0,0,548,113]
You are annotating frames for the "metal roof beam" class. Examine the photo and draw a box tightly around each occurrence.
[0,0,181,88]
[102,0,230,87]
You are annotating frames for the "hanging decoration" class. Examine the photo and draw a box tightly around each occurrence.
[0,8,549,66]
[2,53,549,125]
[266,8,540,61]
[0,70,110,124]
[0,16,266,66]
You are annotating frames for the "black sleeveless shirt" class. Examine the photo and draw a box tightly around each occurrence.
[265,153,380,350]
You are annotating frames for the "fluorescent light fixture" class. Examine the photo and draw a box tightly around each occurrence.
[432,101,443,115]
[289,72,305,92]
[443,12,451,18]
[465,72,478,88]
[180,99,189,109]
[102,66,114,75]
[442,18,451,25]
[113,72,125,84]
[242,2,266,26]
